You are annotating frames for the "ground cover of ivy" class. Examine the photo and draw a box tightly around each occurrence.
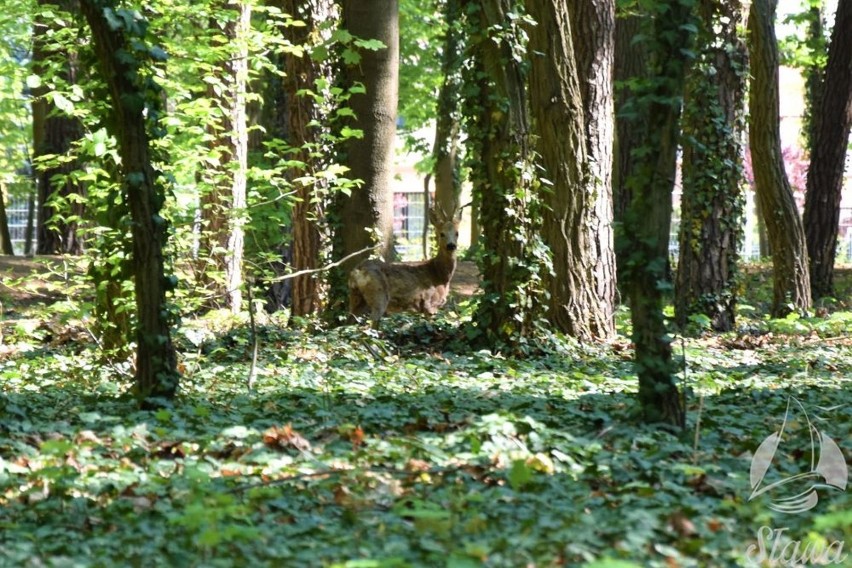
[0,267,850,567]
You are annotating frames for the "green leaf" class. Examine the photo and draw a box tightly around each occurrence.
[507,459,532,490]
[52,93,74,114]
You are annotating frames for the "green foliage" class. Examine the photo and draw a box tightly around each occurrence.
[1,269,851,565]
[398,0,446,158]
[0,0,33,199]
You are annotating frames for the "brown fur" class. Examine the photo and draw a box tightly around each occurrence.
[348,207,461,327]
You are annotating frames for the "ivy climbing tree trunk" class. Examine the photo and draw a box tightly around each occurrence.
[281,0,335,317]
[465,0,543,344]
[334,0,398,282]
[32,0,85,255]
[675,0,747,332]
[431,0,463,221]
[803,0,852,300]
[800,3,825,155]
[612,7,647,252]
[747,0,811,316]
[80,0,179,407]
[527,0,614,341]
[620,0,696,427]
[199,0,250,314]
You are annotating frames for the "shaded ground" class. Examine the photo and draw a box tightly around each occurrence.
[0,256,68,305]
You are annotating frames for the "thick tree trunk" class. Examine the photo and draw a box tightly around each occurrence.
[747,0,811,316]
[32,0,85,255]
[612,10,647,237]
[675,0,747,332]
[80,0,179,407]
[803,0,852,300]
[337,0,398,269]
[465,0,541,342]
[567,0,616,339]
[527,0,614,341]
[801,4,825,155]
[621,0,695,427]
[282,0,334,316]
[199,1,249,313]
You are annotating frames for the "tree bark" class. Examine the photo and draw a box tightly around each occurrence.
[80,0,179,407]
[803,0,852,300]
[199,0,250,314]
[32,0,85,255]
[747,0,811,316]
[337,0,398,268]
[612,9,647,236]
[801,4,825,155]
[621,0,695,427]
[0,184,14,255]
[465,0,541,342]
[675,0,747,332]
[282,0,334,316]
[527,0,614,341]
[432,0,463,222]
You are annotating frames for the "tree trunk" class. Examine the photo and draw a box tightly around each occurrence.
[755,194,771,258]
[199,1,250,314]
[0,184,14,255]
[527,0,614,341]
[747,0,811,316]
[32,0,85,255]
[282,0,334,316]
[80,0,179,407]
[432,0,463,220]
[336,0,398,269]
[612,9,647,248]
[801,4,825,155]
[465,0,542,343]
[675,0,747,332]
[620,0,695,427]
[568,0,616,339]
[803,0,852,300]
[24,189,35,256]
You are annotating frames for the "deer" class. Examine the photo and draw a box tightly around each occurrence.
[348,204,463,328]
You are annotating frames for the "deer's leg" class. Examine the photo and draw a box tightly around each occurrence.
[349,288,368,317]
[370,292,389,329]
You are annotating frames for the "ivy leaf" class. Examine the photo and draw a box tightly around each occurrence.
[103,7,123,31]
[148,45,168,62]
[508,459,532,490]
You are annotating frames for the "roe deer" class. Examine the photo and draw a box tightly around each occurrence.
[348,205,463,327]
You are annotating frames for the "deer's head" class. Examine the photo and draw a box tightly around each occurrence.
[429,205,463,255]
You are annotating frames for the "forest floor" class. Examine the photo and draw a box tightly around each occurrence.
[0,259,850,567]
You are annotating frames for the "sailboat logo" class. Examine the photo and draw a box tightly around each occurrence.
[749,397,847,514]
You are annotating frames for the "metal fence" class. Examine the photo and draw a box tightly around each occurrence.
[7,190,852,264]
[393,191,427,260]
[5,196,34,256]
[669,193,852,263]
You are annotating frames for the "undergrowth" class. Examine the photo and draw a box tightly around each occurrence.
[0,266,850,567]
